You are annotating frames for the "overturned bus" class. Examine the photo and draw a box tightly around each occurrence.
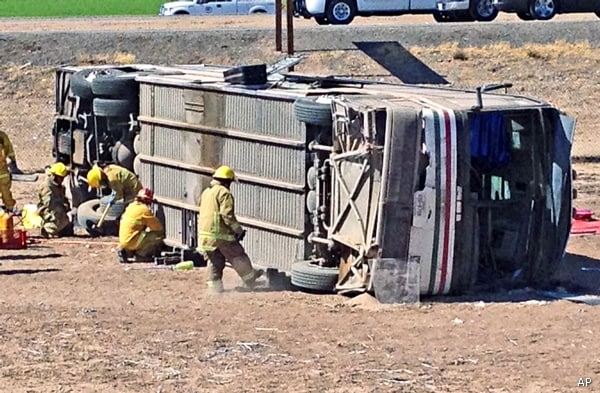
[51,62,574,296]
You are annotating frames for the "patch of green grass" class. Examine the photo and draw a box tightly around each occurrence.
[0,0,167,17]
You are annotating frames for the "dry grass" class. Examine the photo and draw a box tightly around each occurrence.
[77,51,137,65]
[413,40,597,61]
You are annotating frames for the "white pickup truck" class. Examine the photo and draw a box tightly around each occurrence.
[159,0,275,16]
[435,0,497,22]
[294,0,495,24]
[294,0,438,24]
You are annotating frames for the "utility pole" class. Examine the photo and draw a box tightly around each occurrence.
[286,0,294,56]
[275,0,294,56]
[275,0,282,51]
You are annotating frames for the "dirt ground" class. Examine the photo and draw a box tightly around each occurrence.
[2,15,600,393]
[2,213,600,393]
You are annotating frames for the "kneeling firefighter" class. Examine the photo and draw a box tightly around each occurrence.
[37,162,73,238]
[117,188,165,263]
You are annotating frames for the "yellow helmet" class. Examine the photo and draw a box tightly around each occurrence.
[49,162,68,178]
[213,165,236,180]
[86,165,103,189]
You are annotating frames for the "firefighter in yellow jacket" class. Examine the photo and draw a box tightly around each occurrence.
[0,130,21,213]
[197,165,263,293]
[86,164,142,204]
[37,162,73,237]
[117,188,165,263]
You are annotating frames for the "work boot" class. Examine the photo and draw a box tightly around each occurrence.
[40,228,58,239]
[243,268,265,289]
[117,248,132,264]
[207,280,224,295]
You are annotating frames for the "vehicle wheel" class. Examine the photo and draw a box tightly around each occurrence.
[529,0,557,20]
[91,73,139,98]
[70,68,98,101]
[293,97,333,126]
[116,142,135,171]
[469,0,498,21]
[99,196,126,217]
[517,11,535,20]
[315,16,329,25]
[291,260,339,292]
[76,198,121,237]
[93,98,138,118]
[325,0,356,24]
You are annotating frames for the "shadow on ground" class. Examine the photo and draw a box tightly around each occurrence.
[0,268,61,275]
[0,253,62,261]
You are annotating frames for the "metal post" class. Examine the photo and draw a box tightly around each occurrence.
[275,0,282,51]
[286,0,294,57]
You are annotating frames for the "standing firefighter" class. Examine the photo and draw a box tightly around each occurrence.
[117,188,165,263]
[0,130,21,213]
[198,165,264,293]
[37,162,73,238]
[86,164,142,205]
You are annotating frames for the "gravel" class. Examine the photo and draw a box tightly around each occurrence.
[1,19,600,66]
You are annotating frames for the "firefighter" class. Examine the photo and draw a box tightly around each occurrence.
[86,164,142,205]
[0,130,21,213]
[197,165,264,293]
[117,187,165,263]
[37,162,73,238]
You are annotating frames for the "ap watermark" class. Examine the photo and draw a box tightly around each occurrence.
[578,377,592,387]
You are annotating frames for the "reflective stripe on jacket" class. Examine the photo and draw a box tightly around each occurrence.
[197,180,242,252]
[0,131,16,176]
[105,164,142,203]
[119,201,164,250]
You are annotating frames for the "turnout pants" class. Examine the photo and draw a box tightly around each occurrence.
[134,230,164,259]
[205,240,255,284]
[41,208,71,237]
[0,175,15,210]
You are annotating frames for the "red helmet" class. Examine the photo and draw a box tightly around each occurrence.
[136,187,154,203]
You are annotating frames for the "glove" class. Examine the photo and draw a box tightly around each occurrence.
[235,230,246,242]
[106,191,117,206]
[8,161,23,175]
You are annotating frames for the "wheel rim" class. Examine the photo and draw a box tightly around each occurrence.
[332,2,351,22]
[477,0,495,17]
[533,0,555,18]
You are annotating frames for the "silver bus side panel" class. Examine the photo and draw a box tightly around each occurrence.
[136,83,310,272]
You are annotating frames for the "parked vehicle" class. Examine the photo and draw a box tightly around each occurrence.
[293,0,497,24]
[293,0,440,24]
[159,0,275,16]
[493,0,600,20]
[436,0,498,21]
[52,61,574,298]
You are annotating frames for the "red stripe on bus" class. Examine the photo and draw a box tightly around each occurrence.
[438,110,452,294]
